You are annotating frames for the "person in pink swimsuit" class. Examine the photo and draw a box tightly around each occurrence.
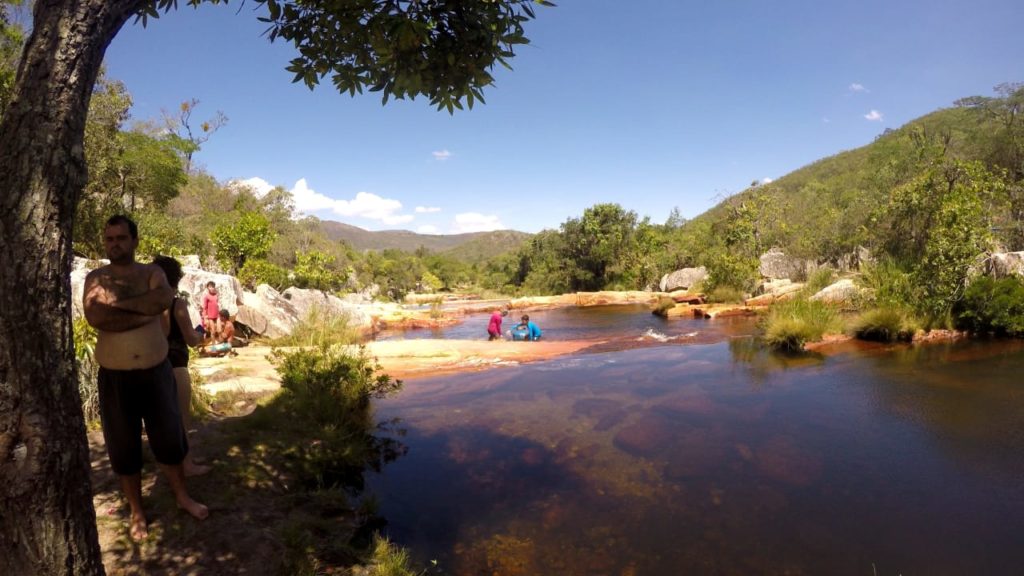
[487,308,508,341]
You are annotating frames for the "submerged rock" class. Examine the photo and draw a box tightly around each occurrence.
[754,435,823,487]
[613,413,677,457]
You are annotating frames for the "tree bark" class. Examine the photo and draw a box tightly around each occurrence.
[0,1,147,574]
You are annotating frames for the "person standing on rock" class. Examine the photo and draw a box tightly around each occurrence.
[200,280,221,342]
[152,255,212,477]
[83,215,208,542]
[487,308,508,341]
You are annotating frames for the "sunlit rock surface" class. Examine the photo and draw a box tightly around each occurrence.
[660,266,707,292]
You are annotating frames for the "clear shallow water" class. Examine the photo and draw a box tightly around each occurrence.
[368,314,1024,575]
[374,304,754,346]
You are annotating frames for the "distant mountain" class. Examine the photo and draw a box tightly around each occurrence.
[318,220,531,260]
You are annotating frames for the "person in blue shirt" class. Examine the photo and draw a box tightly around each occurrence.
[516,314,542,341]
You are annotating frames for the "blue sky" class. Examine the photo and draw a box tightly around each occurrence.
[103,0,1024,235]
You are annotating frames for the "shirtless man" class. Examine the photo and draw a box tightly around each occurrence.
[83,215,208,541]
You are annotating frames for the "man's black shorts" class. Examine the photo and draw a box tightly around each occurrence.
[98,359,188,475]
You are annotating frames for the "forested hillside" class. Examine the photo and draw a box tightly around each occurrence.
[678,88,1023,263]
[319,219,530,258]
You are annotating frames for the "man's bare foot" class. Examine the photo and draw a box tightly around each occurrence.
[184,459,212,477]
[177,496,209,520]
[129,514,148,542]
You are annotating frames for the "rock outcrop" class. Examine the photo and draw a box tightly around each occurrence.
[746,280,805,306]
[659,267,707,292]
[180,268,246,328]
[574,291,663,307]
[237,285,300,339]
[987,252,1024,278]
[809,279,861,305]
[759,248,807,281]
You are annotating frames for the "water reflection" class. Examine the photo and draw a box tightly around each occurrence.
[369,333,1024,574]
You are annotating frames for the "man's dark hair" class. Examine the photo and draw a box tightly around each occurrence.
[105,214,138,239]
[219,309,230,319]
[152,255,183,288]
[206,281,216,288]
[522,315,530,322]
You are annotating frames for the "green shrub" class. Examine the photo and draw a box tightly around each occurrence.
[852,307,919,342]
[294,250,346,291]
[954,276,1024,336]
[703,252,759,294]
[237,258,290,291]
[271,344,402,488]
[706,286,746,304]
[273,344,401,426]
[763,299,842,351]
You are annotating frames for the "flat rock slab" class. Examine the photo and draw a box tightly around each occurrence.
[365,338,601,379]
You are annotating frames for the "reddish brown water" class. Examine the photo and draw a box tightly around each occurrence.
[369,313,1024,575]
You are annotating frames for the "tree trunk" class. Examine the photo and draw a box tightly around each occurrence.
[0,1,147,574]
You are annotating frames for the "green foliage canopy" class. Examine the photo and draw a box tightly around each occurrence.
[212,210,277,273]
[882,159,1003,320]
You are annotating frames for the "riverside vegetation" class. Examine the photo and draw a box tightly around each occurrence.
[61,78,1024,354]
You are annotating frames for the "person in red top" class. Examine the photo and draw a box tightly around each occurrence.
[487,308,507,341]
[199,281,220,341]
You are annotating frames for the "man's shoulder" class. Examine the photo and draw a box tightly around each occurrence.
[85,265,108,280]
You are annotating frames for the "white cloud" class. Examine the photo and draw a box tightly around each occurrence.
[760,177,774,184]
[864,109,884,121]
[279,178,413,225]
[290,178,340,212]
[232,177,275,197]
[432,149,452,161]
[415,206,441,213]
[451,212,504,233]
[849,83,869,93]
[822,117,831,124]
[417,225,440,235]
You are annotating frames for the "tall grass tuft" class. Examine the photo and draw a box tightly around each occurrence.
[652,296,676,317]
[370,535,417,576]
[275,306,359,348]
[803,267,837,295]
[763,299,842,351]
[706,286,746,304]
[856,258,915,309]
[852,307,919,342]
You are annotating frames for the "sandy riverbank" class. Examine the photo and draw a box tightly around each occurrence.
[193,338,604,394]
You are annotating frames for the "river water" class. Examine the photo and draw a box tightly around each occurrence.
[368,307,1024,575]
